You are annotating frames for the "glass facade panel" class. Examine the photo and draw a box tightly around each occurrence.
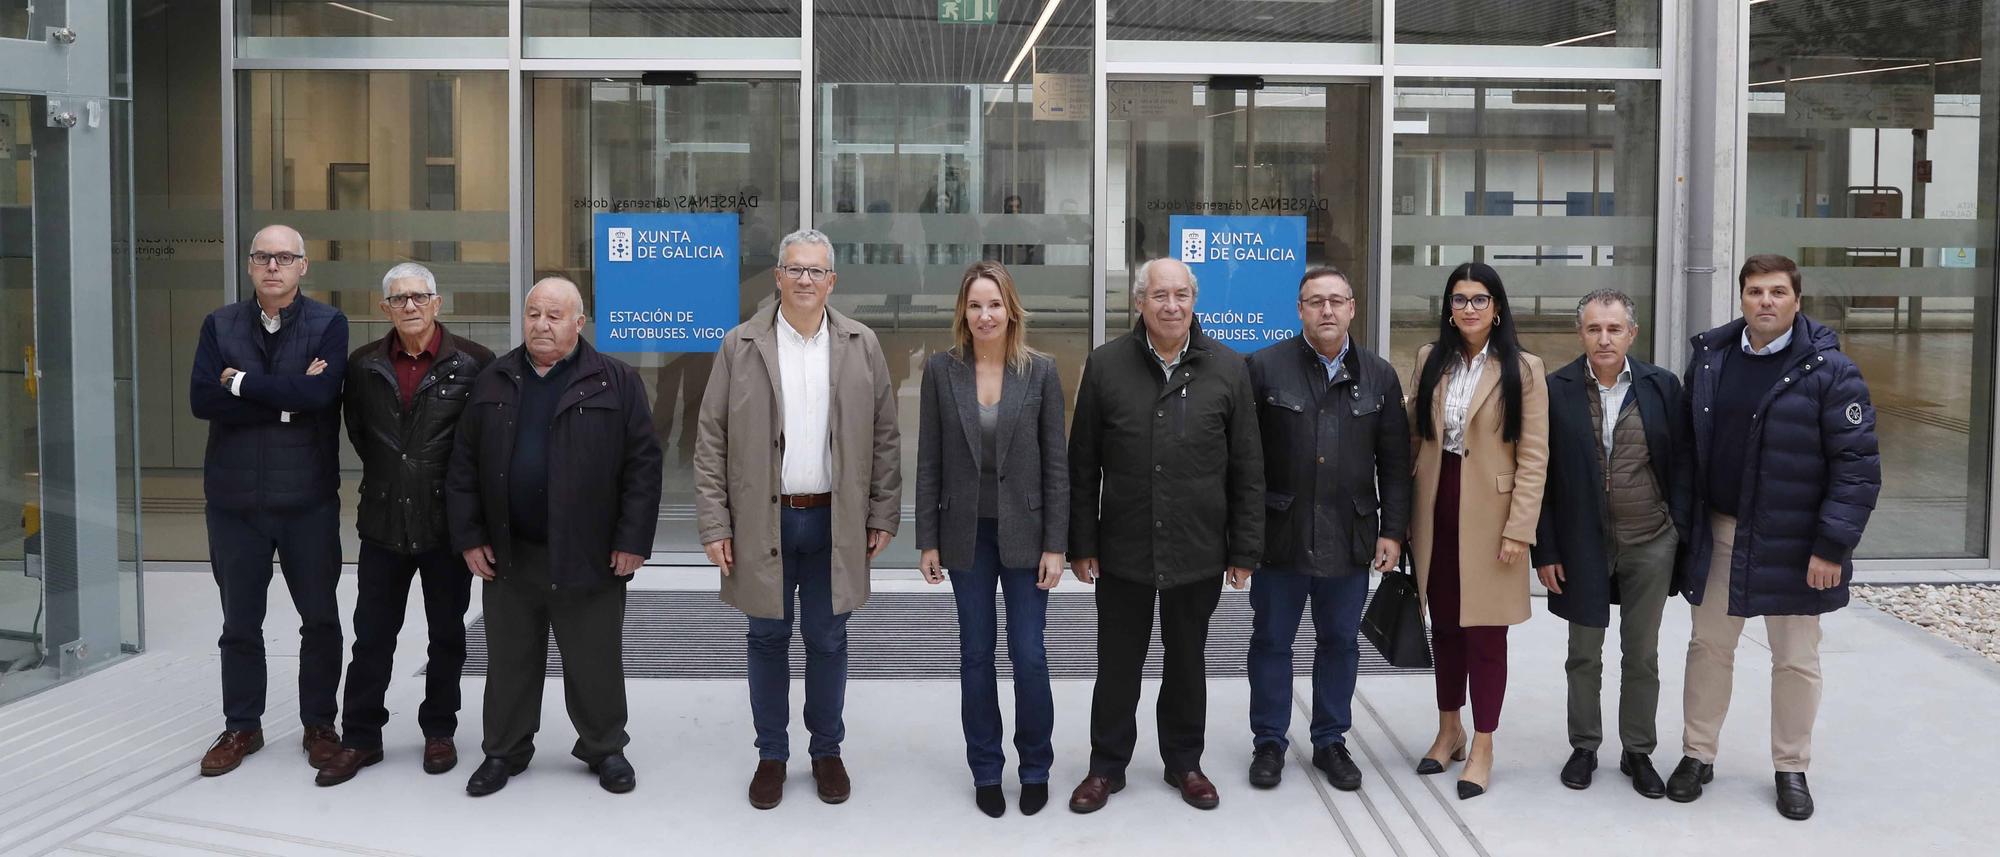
[531,77,800,557]
[0,93,45,696]
[1108,0,1377,43]
[240,69,511,561]
[1745,0,1999,559]
[1110,82,1377,341]
[238,0,506,37]
[525,0,800,38]
[1397,0,1659,65]
[814,0,1094,569]
[1389,79,1660,387]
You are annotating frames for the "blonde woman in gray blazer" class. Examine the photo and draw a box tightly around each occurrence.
[915,261,1069,819]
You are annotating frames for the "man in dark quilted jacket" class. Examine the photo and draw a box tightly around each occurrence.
[1666,253,1880,822]
[190,224,350,778]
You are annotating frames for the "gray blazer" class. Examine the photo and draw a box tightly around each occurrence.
[915,350,1069,570]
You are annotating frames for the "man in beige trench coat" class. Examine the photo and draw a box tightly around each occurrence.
[693,227,902,811]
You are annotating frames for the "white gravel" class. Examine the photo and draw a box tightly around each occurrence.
[1855,584,2000,665]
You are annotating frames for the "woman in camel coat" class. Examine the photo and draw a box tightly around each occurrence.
[1407,262,1549,801]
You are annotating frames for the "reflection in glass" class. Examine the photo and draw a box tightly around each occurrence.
[1390,80,1660,387]
[1745,0,1997,558]
[238,0,506,37]
[0,94,48,698]
[1112,83,1377,342]
[241,70,511,561]
[532,78,800,556]
[1108,0,1376,43]
[526,0,800,38]
[1397,0,1659,48]
[814,0,1095,568]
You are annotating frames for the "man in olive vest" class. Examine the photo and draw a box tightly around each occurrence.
[1533,289,1689,799]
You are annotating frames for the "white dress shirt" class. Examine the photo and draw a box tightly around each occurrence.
[777,308,834,494]
[1740,324,1794,355]
[1441,342,1490,455]
[1595,359,1634,459]
[1147,334,1190,380]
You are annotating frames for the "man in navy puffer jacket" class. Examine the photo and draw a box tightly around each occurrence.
[189,225,350,778]
[1665,254,1880,822]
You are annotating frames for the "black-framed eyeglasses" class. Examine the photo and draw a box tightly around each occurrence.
[777,265,833,283]
[384,292,437,308]
[1449,294,1494,311]
[1301,296,1353,312]
[248,252,304,268]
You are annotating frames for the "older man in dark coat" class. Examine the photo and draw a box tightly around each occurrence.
[1667,254,1880,821]
[447,277,663,797]
[1066,258,1263,814]
[1533,289,1689,798]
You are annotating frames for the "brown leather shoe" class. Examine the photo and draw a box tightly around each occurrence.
[811,756,851,804]
[748,760,786,810]
[199,730,264,777]
[423,738,458,775]
[314,747,383,787]
[1068,774,1125,813]
[1166,769,1220,810]
[301,726,340,770]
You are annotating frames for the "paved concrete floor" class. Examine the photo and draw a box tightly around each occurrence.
[5,567,1998,856]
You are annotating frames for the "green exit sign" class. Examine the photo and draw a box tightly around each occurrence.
[939,0,997,24]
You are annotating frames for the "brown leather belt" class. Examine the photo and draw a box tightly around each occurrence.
[781,493,832,509]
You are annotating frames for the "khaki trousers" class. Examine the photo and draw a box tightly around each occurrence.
[1681,513,1823,772]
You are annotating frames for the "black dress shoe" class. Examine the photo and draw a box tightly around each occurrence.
[1560,749,1597,790]
[1020,783,1049,816]
[1456,779,1485,800]
[1248,743,1285,789]
[1313,744,1362,792]
[1621,752,1666,799]
[1665,756,1713,803]
[1775,772,1814,820]
[466,756,529,797]
[589,754,636,794]
[975,784,1006,818]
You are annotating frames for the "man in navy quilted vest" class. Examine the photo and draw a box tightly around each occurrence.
[189,224,351,778]
[1666,253,1881,821]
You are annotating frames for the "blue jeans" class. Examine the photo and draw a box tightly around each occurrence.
[948,519,1054,787]
[1247,570,1370,751]
[746,506,849,761]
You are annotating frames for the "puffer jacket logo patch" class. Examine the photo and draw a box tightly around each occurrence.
[1845,403,1863,425]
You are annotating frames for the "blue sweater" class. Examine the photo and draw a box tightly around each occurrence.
[188,295,348,512]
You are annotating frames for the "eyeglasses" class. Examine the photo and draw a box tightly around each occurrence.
[1301,296,1353,312]
[778,265,833,283]
[248,252,304,268]
[384,292,437,308]
[1449,294,1494,311]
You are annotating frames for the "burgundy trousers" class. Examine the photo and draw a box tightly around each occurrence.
[1428,451,1510,733]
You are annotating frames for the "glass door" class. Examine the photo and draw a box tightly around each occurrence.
[531,76,802,559]
[1110,80,1379,345]
[0,92,47,696]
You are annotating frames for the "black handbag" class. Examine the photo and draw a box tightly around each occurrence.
[1362,547,1433,670]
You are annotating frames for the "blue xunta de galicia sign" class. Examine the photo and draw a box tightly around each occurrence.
[593,212,739,352]
[1167,214,1306,351]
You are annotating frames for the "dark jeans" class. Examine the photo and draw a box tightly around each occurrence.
[1247,569,1370,752]
[339,542,473,751]
[206,498,343,732]
[479,539,630,765]
[747,505,849,762]
[1429,452,1509,733]
[1089,572,1224,779]
[948,518,1053,787]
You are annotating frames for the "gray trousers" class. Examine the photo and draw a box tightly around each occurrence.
[1566,526,1675,754]
[479,539,630,766]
